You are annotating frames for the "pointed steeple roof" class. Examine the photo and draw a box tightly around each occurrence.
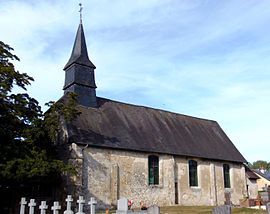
[64,22,96,70]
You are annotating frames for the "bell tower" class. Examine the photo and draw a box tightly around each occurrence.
[63,6,97,107]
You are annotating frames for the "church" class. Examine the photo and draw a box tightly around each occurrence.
[59,19,248,209]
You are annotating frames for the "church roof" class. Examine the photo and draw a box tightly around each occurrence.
[253,169,270,181]
[64,23,96,70]
[245,166,260,180]
[66,97,246,163]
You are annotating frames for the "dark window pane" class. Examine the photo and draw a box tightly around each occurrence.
[189,160,198,186]
[223,164,230,188]
[148,155,159,185]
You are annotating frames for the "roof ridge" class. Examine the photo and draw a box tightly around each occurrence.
[95,96,217,123]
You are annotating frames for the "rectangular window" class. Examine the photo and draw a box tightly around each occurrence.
[223,164,231,188]
[189,160,198,187]
[175,182,179,204]
[148,155,159,185]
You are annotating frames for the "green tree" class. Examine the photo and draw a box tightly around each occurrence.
[250,160,270,171]
[0,41,78,184]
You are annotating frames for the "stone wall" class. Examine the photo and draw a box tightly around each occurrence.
[174,158,246,206]
[176,158,213,205]
[230,164,247,204]
[256,175,270,191]
[247,178,258,199]
[83,147,175,209]
[71,145,246,209]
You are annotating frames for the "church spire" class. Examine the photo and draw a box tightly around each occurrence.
[64,3,95,70]
[63,4,97,108]
[63,22,96,70]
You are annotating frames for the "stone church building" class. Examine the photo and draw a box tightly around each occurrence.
[60,21,248,209]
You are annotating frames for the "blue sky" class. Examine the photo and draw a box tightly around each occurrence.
[1,0,269,163]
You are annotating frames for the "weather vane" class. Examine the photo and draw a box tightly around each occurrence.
[79,3,83,23]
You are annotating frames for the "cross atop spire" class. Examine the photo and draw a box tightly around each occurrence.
[79,3,83,24]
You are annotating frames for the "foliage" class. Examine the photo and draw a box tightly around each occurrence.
[250,160,270,171]
[0,41,78,184]
[44,93,80,143]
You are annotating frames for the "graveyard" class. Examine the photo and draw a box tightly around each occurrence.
[18,195,269,214]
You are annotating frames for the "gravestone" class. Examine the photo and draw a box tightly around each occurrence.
[116,198,160,214]
[116,198,129,214]
[76,196,85,214]
[39,201,48,214]
[28,199,36,214]
[64,195,74,214]
[266,202,270,214]
[88,197,97,214]
[118,198,128,211]
[147,205,160,214]
[260,191,270,204]
[212,205,231,214]
[51,201,61,214]
[20,198,27,214]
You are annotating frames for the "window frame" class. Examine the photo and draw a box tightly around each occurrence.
[188,160,198,187]
[148,155,159,185]
[223,164,231,188]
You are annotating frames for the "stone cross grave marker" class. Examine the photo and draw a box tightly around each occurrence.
[64,195,74,214]
[76,196,85,214]
[266,202,270,214]
[28,199,36,214]
[20,197,27,214]
[147,205,160,214]
[39,201,48,214]
[88,197,97,214]
[212,205,231,214]
[51,201,61,214]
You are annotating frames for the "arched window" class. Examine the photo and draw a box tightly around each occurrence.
[148,155,159,185]
[223,164,231,188]
[189,160,198,187]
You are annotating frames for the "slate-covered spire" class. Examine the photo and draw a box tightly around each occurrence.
[64,23,96,70]
[63,21,97,108]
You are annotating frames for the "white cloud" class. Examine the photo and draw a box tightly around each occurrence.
[1,0,270,162]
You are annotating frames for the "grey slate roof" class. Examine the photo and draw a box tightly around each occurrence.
[64,23,96,70]
[66,97,246,163]
[253,169,270,181]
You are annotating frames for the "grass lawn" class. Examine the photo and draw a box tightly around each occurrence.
[100,206,266,214]
[159,206,266,214]
[232,207,266,214]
